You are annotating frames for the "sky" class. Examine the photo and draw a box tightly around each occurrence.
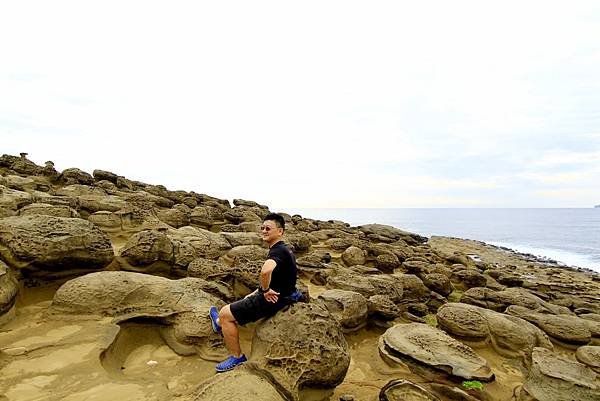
[1,1,600,210]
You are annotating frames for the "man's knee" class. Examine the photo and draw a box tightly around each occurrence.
[219,305,235,323]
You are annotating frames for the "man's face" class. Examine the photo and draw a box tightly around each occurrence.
[260,220,283,243]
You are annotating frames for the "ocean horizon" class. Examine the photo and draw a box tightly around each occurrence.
[289,208,600,274]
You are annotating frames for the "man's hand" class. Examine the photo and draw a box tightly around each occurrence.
[263,288,280,303]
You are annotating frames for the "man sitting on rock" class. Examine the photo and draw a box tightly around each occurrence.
[209,212,300,372]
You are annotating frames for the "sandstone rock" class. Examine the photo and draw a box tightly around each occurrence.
[50,271,224,357]
[189,206,214,228]
[379,323,494,381]
[520,347,600,401]
[341,246,366,266]
[451,268,487,289]
[18,202,80,218]
[156,205,191,228]
[379,379,441,401]
[0,154,43,175]
[422,273,454,297]
[59,168,94,185]
[368,294,401,320]
[92,169,119,183]
[233,199,269,209]
[376,253,400,272]
[507,305,600,346]
[87,211,122,229]
[221,232,262,247]
[437,303,553,359]
[396,274,430,302]
[0,215,113,277]
[120,229,174,267]
[191,368,285,401]
[285,232,312,253]
[576,346,600,372]
[461,287,571,315]
[0,260,19,321]
[327,272,403,302]
[250,302,350,401]
[359,224,427,245]
[0,185,33,210]
[220,245,268,266]
[318,289,368,332]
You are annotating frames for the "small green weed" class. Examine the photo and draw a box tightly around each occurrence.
[461,380,483,391]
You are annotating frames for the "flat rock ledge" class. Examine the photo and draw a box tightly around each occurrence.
[379,323,494,382]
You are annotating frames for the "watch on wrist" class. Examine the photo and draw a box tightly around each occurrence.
[258,286,269,293]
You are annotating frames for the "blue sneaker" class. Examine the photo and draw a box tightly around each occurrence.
[209,306,221,333]
[215,354,247,372]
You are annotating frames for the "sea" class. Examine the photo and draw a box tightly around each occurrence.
[289,208,600,274]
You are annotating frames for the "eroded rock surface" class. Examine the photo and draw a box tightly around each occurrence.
[250,302,350,401]
[317,289,368,332]
[379,323,494,381]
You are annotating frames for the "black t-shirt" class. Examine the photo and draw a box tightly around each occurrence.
[267,241,297,297]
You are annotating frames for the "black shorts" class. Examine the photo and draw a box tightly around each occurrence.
[230,292,293,326]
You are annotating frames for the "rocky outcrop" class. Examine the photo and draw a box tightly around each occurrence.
[0,215,113,277]
[576,346,600,372]
[191,368,285,401]
[461,287,571,315]
[50,271,224,357]
[317,289,368,332]
[519,347,600,401]
[0,260,18,322]
[18,202,80,218]
[437,303,553,359]
[249,302,350,401]
[507,305,600,346]
[379,379,442,401]
[341,245,366,266]
[379,323,494,382]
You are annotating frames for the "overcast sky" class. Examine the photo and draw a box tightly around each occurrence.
[2,1,599,209]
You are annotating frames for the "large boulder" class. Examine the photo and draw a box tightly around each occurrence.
[0,215,113,277]
[50,271,224,357]
[437,303,553,359]
[520,347,600,401]
[191,368,285,401]
[359,224,427,245]
[379,323,494,382]
[317,289,368,332]
[18,202,80,218]
[341,245,366,266]
[461,287,571,315]
[379,379,442,401]
[0,185,33,210]
[249,302,350,401]
[507,305,600,346]
[156,205,191,228]
[59,167,95,185]
[576,346,600,372]
[0,260,19,323]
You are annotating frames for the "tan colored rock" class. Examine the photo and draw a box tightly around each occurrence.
[520,347,600,401]
[379,323,494,381]
[342,245,366,266]
[18,202,80,218]
[437,303,553,359]
[0,260,18,322]
[191,368,285,401]
[0,215,113,277]
[379,379,441,401]
[318,289,368,332]
[576,346,600,371]
[250,302,350,401]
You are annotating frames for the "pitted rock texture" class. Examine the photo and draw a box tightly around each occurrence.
[520,347,600,401]
[379,379,441,401]
[18,202,80,218]
[190,368,285,401]
[341,245,366,266]
[0,215,113,275]
[50,271,224,355]
[461,287,571,315]
[576,346,600,372]
[437,303,553,358]
[250,302,350,401]
[0,260,18,319]
[507,305,600,346]
[379,323,494,381]
[317,289,368,332]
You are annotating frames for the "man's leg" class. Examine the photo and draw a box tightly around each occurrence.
[218,305,242,357]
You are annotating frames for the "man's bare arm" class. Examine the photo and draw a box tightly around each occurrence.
[260,259,279,303]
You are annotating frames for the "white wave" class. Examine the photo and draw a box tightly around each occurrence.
[488,241,600,273]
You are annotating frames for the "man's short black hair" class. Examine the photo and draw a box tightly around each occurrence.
[264,213,285,231]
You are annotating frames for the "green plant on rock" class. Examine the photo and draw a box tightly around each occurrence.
[461,380,484,391]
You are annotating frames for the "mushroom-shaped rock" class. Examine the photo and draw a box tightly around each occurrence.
[576,346,600,372]
[0,215,113,277]
[507,305,600,346]
[437,303,552,359]
[379,323,494,382]
[191,368,285,401]
[250,302,350,401]
[50,271,224,357]
[379,379,441,401]
[520,347,600,401]
[0,261,19,323]
[318,289,368,332]
[341,246,366,266]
